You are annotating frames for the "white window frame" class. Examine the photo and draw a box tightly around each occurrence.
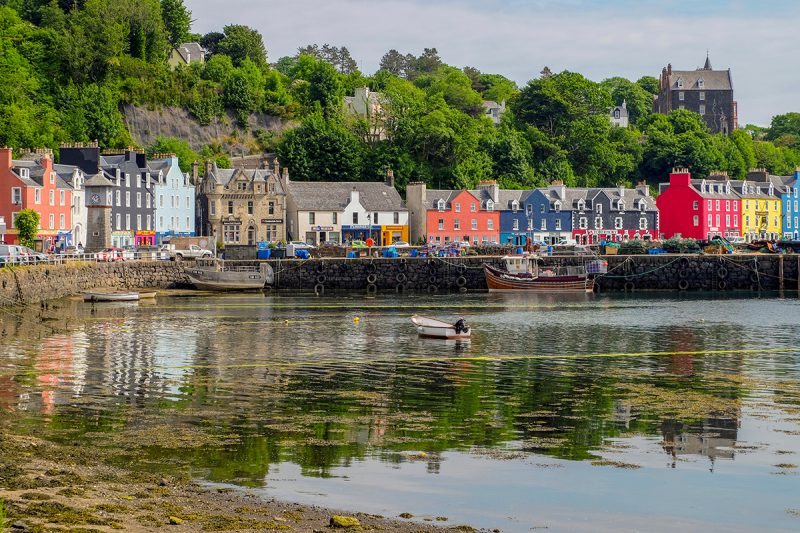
[11,187,21,204]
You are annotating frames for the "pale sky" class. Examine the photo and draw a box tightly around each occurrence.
[187,0,799,127]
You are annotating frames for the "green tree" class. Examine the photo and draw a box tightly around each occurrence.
[217,24,267,67]
[766,112,800,151]
[307,58,343,117]
[276,113,363,180]
[146,136,200,172]
[426,66,484,116]
[160,0,191,48]
[636,76,659,95]
[600,76,653,126]
[202,53,234,83]
[14,209,40,248]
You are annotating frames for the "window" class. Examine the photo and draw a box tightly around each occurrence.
[615,217,623,229]
[597,203,603,214]
[708,214,713,227]
[698,79,705,88]
[726,215,730,226]
[679,105,685,110]
[579,217,587,229]
[541,219,547,230]
[137,214,142,230]
[438,219,444,230]
[734,215,738,226]
[455,202,461,213]
[58,190,65,206]
[49,172,55,185]
[125,214,130,230]
[437,199,445,212]
[699,91,705,100]
[116,213,121,230]
[332,211,337,224]
[136,175,141,188]
[715,200,720,210]
[614,109,620,119]
[223,224,240,243]
[555,219,562,231]
[677,78,684,89]
[487,219,494,230]
[617,201,624,211]
[554,201,562,213]
[146,194,151,209]
[146,173,151,188]
[745,215,749,227]
[11,187,21,204]
[526,204,533,216]
[393,212,399,224]
[528,219,533,230]
[639,217,648,230]
[125,173,130,187]
[678,91,685,101]
[373,212,378,224]
[577,200,585,211]
[594,217,602,229]
[699,105,706,115]
[59,214,65,229]
[725,200,730,211]
[796,217,799,229]
[693,200,699,210]
[210,202,216,216]
[708,199,712,210]
[237,182,247,191]
[486,200,494,211]
[159,194,164,208]
[146,215,151,230]
[540,204,545,213]
[186,197,190,208]
[35,188,41,204]
[46,190,54,206]
[693,215,699,227]
[716,214,720,227]
[454,218,460,230]
[136,192,141,208]
[512,200,519,212]
[49,214,55,229]
[471,219,478,230]
[512,219,519,230]
[186,217,190,230]
[247,201,254,215]
[352,212,358,224]
[734,202,738,212]
[470,203,476,212]
[227,201,233,215]
[125,191,130,207]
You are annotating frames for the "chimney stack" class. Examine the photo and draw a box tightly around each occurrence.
[281,167,289,183]
[273,158,280,177]
[192,161,199,183]
[204,159,213,177]
[385,168,395,188]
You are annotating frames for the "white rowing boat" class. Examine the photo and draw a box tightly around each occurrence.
[411,315,471,339]
[83,291,140,302]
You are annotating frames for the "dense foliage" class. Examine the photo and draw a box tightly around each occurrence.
[0,0,798,190]
[14,209,40,248]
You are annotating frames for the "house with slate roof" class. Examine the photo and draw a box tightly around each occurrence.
[522,183,579,244]
[168,42,206,69]
[655,55,737,134]
[731,173,781,242]
[497,189,528,245]
[285,170,407,246]
[406,181,501,246]
[52,162,86,248]
[0,148,73,249]
[577,184,659,243]
[778,169,800,240]
[197,160,286,246]
[610,100,629,128]
[148,154,195,243]
[657,169,741,240]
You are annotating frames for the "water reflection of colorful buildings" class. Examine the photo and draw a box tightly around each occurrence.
[661,418,739,470]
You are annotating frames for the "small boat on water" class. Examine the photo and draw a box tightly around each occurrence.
[185,259,274,291]
[138,291,158,299]
[83,291,140,302]
[411,315,471,339]
[483,255,604,293]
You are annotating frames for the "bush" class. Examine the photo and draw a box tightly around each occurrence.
[619,239,648,255]
[661,237,701,253]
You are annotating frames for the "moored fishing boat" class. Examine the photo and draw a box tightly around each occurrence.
[83,291,140,302]
[411,315,471,339]
[185,259,274,291]
[484,256,603,293]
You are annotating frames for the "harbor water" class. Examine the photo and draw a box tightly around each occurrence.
[1,292,800,532]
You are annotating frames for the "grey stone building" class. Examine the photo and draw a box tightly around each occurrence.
[654,55,737,134]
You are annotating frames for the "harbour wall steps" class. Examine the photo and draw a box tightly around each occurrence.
[0,255,798,307]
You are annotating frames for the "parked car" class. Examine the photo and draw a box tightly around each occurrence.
[61,245,85,255]
[392,241,410,248]
[20,246,48,263]
[728,236,746,245]
[169,244,212,261]
[0,244,32,266]
[96,247,126,262]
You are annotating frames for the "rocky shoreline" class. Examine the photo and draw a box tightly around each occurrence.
[0,431,474,532]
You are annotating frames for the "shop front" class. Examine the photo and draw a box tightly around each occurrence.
[112,230,134,248]
[342,225,381,244]
[303,225,336,245]
[380,224,408,245]
[53,230,74,252]
[135,230,156,246]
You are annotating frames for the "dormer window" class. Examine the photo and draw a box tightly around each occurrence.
[614,109,620,119]
[596,203,603,214]
[486,199,494,211]
[437,199,445,212]
[511,200,518,212]
[618,201,625,211]
[677,78,684,89]
[20,168,29,179]
[701,180,706,193]
[553,200,561,213]
[638,199,646,211]
[577,199,585,211]
[698,78,705,89]
[50,172,56,185]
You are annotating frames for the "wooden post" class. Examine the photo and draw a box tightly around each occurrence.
[779,255,784,291]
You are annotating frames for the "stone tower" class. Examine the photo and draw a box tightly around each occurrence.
[84,172,114,252]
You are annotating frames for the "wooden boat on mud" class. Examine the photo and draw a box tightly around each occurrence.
[411,315,471,339]
[185,259,274,291]
[483,256,603,293]
[83,291,140,302]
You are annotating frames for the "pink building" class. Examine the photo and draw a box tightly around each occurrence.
[657,168,741,240]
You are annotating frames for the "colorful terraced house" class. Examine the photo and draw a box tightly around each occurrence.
[778,169,799,240]
[732,173,782,242]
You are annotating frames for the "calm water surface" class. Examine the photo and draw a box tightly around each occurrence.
[1,292,800,532]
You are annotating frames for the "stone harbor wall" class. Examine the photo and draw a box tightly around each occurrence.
[0,255,798,307]
[0,262,188,307]
[263,254,800,295]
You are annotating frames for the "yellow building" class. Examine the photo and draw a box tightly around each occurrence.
[734,179,781,241]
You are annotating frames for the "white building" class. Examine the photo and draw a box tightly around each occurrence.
[52,164,86,249]
[610,100,630,128]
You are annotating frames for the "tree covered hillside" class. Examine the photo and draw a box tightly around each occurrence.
[1,0,799,189]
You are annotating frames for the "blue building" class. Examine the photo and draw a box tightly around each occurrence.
[523,185,575,244]
[498,190,528,245]
[781,170,800,240]
[149,155,196,243]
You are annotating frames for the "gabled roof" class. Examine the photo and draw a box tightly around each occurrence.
[53,164,84,188]
[668,69,732,91]
[289,180,404,211]
[496,189,525,209]
[84,172,115,187]
[424,189,482,210]
[29,167,72,190]
[207,165,286,193]
[732,180,780,199]
[689,179,739,199]
[174,43,205,63]
[9,161,39,187]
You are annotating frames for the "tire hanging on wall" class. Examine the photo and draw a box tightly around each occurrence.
[366,283,377,294]
[396,272,407,283]
[315,262,326,274]
[314,283,325,296]
[624,281,635,292]
[456,276,467,287]
[428,275,437,284]
[678,279,689,291]
[716,267,728,279]
[749,272,759,283]
[366,262,377,274]
[366,273,377,284]
[459,286,468,293]
[678,269,689,279]
[427,284,438,294]
[316,274,327,284]
[718,280,727,290]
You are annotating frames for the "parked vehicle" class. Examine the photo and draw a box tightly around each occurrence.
[393,241,410,248]
[96,247,126,262]
[19,246,48,263]
[286,241,316,257]
[170,244,213,261]
[0,244,32,266]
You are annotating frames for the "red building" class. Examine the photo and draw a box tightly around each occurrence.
[0,148,73,248]
[411,185,501,245]
[657,168,741,240]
